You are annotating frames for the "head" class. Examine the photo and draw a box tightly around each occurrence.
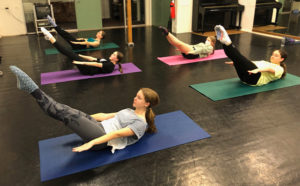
[96,30,105,39]
[270,49,287,64]
[133,88,160,133]
[206,36,216,53]
[109,51,123,63]
[270,49,287,79]
[109,51,124,73]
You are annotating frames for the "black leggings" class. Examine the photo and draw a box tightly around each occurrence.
[223,44,261,85]
[32,89,107,150]
[54,26,86,50]
[53,41,101,75]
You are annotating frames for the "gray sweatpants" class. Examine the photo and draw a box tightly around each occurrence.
[32,89,107,150]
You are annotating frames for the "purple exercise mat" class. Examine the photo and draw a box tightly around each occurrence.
[41,63,141,85]
[157,49,227,66]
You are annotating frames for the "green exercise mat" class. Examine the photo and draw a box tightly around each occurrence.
[45,42,119,55]
[190,73,300,101]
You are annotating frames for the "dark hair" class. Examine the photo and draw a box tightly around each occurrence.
[277,49,287,79]
[140,88,160,133]
[116,51,124,73]
[208,36,216,54]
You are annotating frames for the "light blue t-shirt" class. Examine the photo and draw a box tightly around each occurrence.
[101,108,148,153]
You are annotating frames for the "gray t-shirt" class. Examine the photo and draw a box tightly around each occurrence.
[101,108,148,153]
[189,42,213,58]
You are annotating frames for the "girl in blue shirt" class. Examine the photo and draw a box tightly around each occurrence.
[47,15,104,49]
[10,66,160,152]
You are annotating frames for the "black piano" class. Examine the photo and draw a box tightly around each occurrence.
[254,0,282,26]
[192,0,244,33]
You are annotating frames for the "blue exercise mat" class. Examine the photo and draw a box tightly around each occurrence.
[190,73,300,101]
[39,110,210,181]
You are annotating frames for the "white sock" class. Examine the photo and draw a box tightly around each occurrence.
[40,27,54,40]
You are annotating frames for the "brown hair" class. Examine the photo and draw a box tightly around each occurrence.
[116,51,124,73]
[208,36,216,54]
[277,49,287,79]
[99,30,106,39]
[140,88,160,133]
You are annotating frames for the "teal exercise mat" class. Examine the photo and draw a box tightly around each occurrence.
[190,73,300,101]
[44,42,119,55]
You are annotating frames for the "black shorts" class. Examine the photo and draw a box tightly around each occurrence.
[181,53,199,59]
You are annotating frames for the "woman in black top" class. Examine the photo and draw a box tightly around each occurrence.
[41,27,124,75]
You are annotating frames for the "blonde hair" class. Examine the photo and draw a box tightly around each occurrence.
[208,36,216,54]
[140,88,160,133]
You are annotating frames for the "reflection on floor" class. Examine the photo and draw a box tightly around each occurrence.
[0,26,300,185]
[253,24,300,40]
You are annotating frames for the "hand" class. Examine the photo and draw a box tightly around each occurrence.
[248,69,260,74]
[72,142,94,152]
[72,61,82,65]
[225,61,234,65]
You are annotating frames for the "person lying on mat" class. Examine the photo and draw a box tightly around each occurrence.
[159,26,216,59]
[214,25,287,86]
[41,27,123,75]
[10,66,160,153]
[47,15,104,49]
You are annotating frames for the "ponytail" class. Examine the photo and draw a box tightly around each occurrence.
[280,62,287,79]
[118,63,123,73]
[140,88,160,133]
[116,51,124,73]
[146,107,157,133]
[278,49,287,79]
[208,36,216,54]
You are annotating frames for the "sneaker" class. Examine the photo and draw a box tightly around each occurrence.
[214,25,232,45]
[47,15,57,27]
[282,37,295,45]
[40,27,53,40]
[214,25,222,40]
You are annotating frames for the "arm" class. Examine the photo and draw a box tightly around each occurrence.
[73,61,103,68]
[72,128,135,152]
[78,54,97,61]
[91,112,116,121]
[225,61,234,66]
[188,43,213,55]
[248,67,275,75]
[71,39,100,48]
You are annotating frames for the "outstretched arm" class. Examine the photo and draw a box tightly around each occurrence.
[72,128,135,152]
[73,61,103,68]
[91,113,116,121]
[248,67,275,75]
[225,61,234,66]
[71,39,100,48]
[78,54,97,61]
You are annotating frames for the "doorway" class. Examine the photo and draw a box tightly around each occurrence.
[101,0,145,28]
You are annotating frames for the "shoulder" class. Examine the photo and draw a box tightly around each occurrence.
[117,108,134,115]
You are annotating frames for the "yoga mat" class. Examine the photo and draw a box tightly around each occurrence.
[39,110,210,181]
[190,73,300,101]
[157,49,227,66]
[41,63,141,85]
[45,42,119,55]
